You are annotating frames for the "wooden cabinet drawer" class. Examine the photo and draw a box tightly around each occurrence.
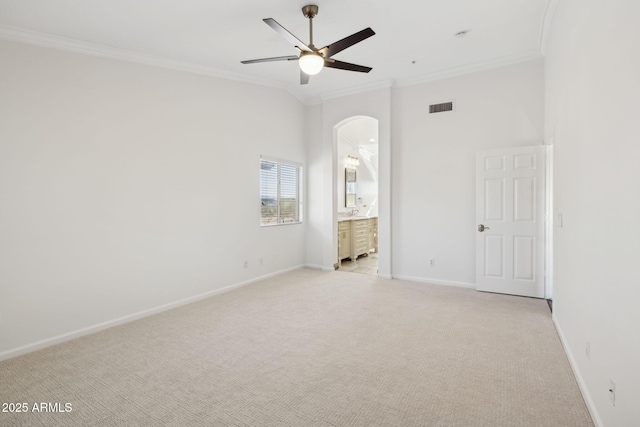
[355,235,368,245]
[339,221,351,232]
[355,228,368,238]
[353,220,369,231]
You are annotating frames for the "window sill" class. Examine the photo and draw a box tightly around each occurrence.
[260,221,303,227]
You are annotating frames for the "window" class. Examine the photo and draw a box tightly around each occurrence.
[260,157,303,226]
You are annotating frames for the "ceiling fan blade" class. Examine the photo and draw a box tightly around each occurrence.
[321,28,375,58]
[300,70,310,85]
[241,55,298,64]
[263,18,312,52]
[324,60,372,73]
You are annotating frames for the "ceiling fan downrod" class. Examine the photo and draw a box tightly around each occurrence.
[302,5,319,50]
[240,4,374,85]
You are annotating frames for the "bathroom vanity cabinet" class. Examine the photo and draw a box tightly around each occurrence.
[338,217,378,264]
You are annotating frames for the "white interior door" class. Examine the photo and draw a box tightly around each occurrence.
[476,146,545,298]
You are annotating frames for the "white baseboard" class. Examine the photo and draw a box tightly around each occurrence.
[392,275,475,289]
[552,315,602,427]
[0,265,306,362]
[304,264,324,270]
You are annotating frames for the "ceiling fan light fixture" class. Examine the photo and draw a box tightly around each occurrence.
[299,52,324,75]
[241,5,374,84]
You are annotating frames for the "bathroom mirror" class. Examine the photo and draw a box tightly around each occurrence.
[345,169,357,207]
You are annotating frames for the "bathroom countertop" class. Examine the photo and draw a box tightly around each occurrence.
[338,215,378,222]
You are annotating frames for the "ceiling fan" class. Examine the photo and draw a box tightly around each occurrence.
[241,4,375,85]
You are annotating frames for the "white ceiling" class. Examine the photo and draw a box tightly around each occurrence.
[0,0,551,104]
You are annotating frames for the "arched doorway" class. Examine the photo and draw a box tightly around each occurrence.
[334,116,379,275]
[318,87,391,279]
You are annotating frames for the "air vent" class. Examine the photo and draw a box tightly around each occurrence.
[429,101,454,114]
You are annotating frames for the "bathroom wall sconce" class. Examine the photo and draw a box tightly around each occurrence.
[345,155,360,169]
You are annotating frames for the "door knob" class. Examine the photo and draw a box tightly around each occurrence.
[478,224,490,232]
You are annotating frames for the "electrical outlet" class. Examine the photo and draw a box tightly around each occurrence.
[585,341,590,360]
[609,379,616,406]
[429,259,435,267]
[243,260,248,269]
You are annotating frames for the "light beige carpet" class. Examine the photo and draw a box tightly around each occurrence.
[0,268,593,426]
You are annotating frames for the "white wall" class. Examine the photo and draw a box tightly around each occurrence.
[0,40,307,357]
[391,59,545,287]
[545,1,640,425]
[304,104,324,269]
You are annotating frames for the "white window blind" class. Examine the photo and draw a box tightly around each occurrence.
[260,157,302,226]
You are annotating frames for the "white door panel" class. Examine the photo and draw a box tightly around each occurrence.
[476,146,545,298]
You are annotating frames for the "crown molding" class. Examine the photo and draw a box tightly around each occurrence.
[394,50,543,89]
[539,0,560,55]
[0,25,308,105]
[0,25,545,106]
[315,79,395,104]
[312,49,543,103]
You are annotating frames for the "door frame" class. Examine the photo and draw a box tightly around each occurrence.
[475,145,546,298]
[332,116,384,273]
[319,87,392,279]
[544,143,554,300]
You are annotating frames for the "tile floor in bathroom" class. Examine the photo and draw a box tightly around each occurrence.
[337,252,378,275]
